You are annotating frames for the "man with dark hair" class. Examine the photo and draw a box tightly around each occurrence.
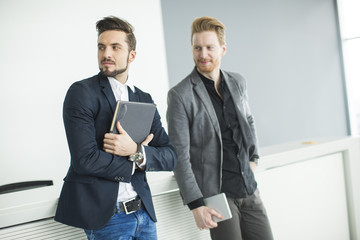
[167,16,273,240]
[55,16,177,239]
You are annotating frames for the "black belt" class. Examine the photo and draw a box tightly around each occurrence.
[117,197,143,214]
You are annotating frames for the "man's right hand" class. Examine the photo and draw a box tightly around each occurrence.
[192,206,223,230]
[103,122,137,156]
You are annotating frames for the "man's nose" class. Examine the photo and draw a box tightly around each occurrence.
[102,47,112,58]
[200,48,208,58]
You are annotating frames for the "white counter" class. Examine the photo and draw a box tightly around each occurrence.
[256,137,360,240]
[147,137,360,240]
[1,137,359,240]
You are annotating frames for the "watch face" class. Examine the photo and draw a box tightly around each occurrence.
[129,152,144,163]
[129,155,135,162]
[136,152,144,162]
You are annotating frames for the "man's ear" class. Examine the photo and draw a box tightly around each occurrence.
[221,44,227,57]
[128,50,136,63]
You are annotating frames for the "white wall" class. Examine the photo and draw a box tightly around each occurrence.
[0,0,169,226]
[161,0,349,146]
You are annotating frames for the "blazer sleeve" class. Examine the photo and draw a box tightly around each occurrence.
[63,81,133,182]
[166,88,203,204]
[143,106,177,172]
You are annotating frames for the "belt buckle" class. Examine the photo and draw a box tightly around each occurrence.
[122,197,136,215]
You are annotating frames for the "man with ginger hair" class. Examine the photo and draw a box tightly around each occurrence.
[167,16,273,240]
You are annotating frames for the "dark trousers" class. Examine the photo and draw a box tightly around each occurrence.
[210,189,273,240]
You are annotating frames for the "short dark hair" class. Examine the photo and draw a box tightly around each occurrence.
[96,16,136,51]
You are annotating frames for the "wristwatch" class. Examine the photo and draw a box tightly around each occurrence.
[128,143,144,164]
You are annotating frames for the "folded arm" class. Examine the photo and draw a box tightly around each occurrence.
[63,82,133,182]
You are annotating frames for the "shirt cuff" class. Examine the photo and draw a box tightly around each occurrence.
[187,197,205,210]
[250,156,259,164]
[131,162,136,174]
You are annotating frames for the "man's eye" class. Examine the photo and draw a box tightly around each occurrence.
[98,46,105,51]
[113,46,120,50]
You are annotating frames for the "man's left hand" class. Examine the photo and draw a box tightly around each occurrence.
[141,133,154,146]
[250,161,257,172]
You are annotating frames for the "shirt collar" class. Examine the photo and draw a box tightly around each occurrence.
[107,76,135,92]
[196,68,224,88]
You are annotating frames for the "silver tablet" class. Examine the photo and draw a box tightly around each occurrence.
[204,193,232,222]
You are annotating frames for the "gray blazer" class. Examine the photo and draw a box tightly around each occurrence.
[166,68,259,205]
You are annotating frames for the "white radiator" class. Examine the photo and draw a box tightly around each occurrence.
[0,191,210,240]
[0,218,86,240]
[153,191,210,240]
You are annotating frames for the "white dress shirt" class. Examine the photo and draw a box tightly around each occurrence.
[108,76,146,202]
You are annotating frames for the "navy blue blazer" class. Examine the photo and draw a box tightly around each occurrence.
[55,73,177,230]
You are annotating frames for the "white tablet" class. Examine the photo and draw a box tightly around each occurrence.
[204,193,232,222]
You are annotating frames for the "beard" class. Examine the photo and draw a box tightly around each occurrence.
[194,58,219,73]
[100,64,128,77]
[99,53,129,77]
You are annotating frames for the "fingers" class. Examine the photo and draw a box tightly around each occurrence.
[104,133,115,140]
[206,217,218,229]
[199,219,217,230]
[103,133,120,153]
[141,133,154,146]
[103,137,116,153]
[116,122,126,134]
[201,209,219,229]
[103,134,114,152]
[210,209,223,221]
[103,146,114,154]
[193,206,218,230]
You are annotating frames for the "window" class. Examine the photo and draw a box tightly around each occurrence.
[337,0,360,135]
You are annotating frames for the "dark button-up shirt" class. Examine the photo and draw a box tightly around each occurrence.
[199,70,247,199]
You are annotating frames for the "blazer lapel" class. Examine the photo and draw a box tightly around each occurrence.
[128,86,139,102]
[223,71,252,146]
[223,72,246,120]
[99,74,117,113]
[190,69,221,138]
